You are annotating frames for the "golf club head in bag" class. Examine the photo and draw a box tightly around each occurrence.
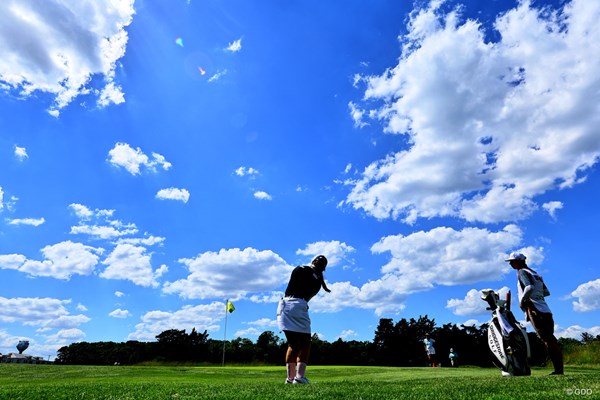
[481,289,531,376]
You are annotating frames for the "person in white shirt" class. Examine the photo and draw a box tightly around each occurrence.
[506,252,563,375]
[423,333,438,367]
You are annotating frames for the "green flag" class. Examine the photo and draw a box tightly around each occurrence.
[226,300,235,313]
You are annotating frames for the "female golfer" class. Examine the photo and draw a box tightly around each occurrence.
[277,255,331,384]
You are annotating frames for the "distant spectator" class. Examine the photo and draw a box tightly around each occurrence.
[448,348,458,367]
[423,333,438,367]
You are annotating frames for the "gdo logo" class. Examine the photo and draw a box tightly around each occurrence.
[566,388,593,396]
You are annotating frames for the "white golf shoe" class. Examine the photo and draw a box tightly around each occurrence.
[293,377,310,384]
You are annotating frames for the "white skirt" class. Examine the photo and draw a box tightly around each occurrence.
[277,297,311,334]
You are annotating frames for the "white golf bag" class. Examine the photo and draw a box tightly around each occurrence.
[481,289,531,376]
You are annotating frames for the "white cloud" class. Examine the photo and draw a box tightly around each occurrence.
[44,328,86,345]
[0,241,102,280]
[69,203,96,219]
[117,236,165,246]
[156,188,190,203]
[163,247,293,300]
[7,217,45,226]
[109,308,131,319]
[70,224,137,239]
[0,0,135,116]
[352,73,363,88]
[307,232,540,318]
[14,145,28,160]
[346,0,600,224]
[308,278,408,316]
[247,292,284,304]
[542,201,563,219]
[338,329,358,340]
[114,291,125,298]
[235,166,259,177]
[28,241,102,279]
[68,204,167,286]
[348,102,368,128]
[100,243,167,288]
[97,81,125,108]
[234,327,262,338]
[555,324,600,340]
[69,203,139,239]
[107,143,172,175]
[150,152,172,170]
[208,69,227,82]
[0,190,17,213]
[371,225,535,290]
[0,297,89,331]
[128,302,224,341]
[461,319,483,328]
[225,38,242,52]
[5,196,17,211]
[0,254,27,270]
[296,240,356,267]
[0,297,70,324]
[570,279,600,312]
[273,226,540,317]
[233,318,278,339]
[254,191,272,200]
[39,314,91,330]
[245,318,277,329]
[446,287,511,316]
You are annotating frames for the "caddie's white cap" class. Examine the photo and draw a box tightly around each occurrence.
[505,252,526,262]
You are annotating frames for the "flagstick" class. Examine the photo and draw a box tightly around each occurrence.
[222,299,228,366]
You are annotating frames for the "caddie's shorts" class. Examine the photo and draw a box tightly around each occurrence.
[526,308,557,343]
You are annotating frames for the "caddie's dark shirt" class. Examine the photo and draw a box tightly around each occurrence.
[284,266,322,302]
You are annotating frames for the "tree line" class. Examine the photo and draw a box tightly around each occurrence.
[55,315,594,367]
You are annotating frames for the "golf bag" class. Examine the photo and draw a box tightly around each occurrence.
[481,289,531,376]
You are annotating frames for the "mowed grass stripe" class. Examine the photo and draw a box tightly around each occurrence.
[0,365,598,400]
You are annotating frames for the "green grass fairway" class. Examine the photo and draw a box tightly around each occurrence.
[0,365,597,399]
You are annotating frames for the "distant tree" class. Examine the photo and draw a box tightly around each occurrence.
[462,323,491,367]
[558,337,581,348]
[56,342,121,365]
[156,329,190,361]
[397,316,432,366]
[348,340,375,365]
[307,333,327,365]
[581,332,596,345]
[188,328,210,361]
[206,339,226,364]
[372,315,438,366]
[117,340,156,364]
[229,337,255,363]
[54,315,534,367]
[255,331,282,364]
[373,318,398,366]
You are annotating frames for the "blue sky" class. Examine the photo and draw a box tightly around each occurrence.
[1,0,599,360]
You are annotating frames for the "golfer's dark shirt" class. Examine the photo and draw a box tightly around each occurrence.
[284,266,322,302]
